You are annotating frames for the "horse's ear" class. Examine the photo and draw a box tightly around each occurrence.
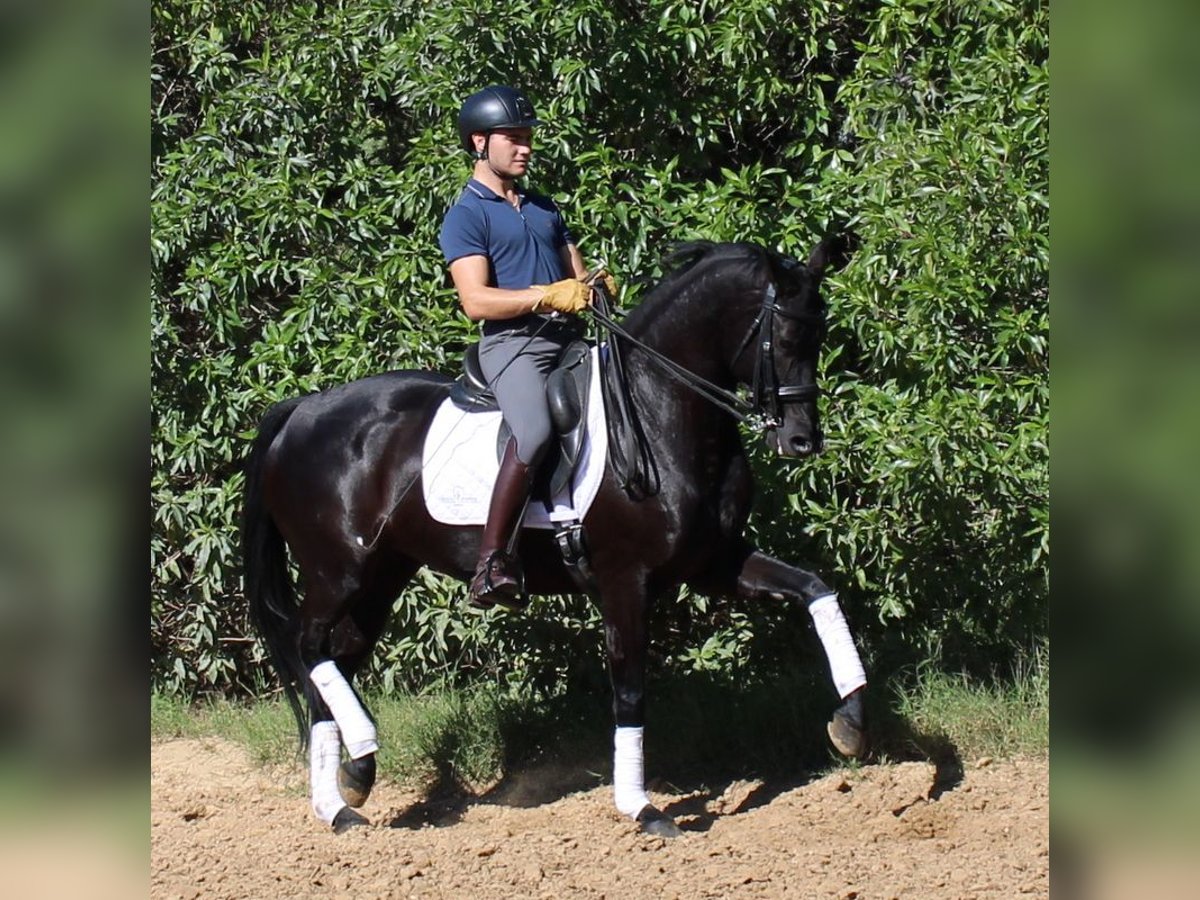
[807,235,855,278]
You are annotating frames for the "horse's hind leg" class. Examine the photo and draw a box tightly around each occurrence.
[700,549,869,757]
[303,653,374,831]
[326,577,414,810]
[297,563,414,831]
[307,708,368,833]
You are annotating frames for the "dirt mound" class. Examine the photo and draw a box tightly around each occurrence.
[152,738,1047,898]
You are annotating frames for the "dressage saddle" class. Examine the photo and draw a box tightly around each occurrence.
[448,340,594,502]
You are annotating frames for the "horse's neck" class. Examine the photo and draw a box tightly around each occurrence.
[624,283,749,388]
[622,281,757,462]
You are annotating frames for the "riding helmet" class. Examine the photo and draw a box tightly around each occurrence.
[457,86,544,156]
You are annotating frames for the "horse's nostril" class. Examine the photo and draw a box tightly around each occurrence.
[790,436,813,455]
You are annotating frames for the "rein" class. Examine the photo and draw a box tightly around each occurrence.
[589,281,823,433]
[591,303,760,427]
[588,277,823,498]
[590,279,660,497]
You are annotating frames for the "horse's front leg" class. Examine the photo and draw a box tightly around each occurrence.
[732,550,868,757]
[600,579,683,838]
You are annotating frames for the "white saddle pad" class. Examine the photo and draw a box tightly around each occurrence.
[422,347,607,528]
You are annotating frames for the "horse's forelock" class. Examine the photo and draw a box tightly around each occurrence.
[771,253,827,318]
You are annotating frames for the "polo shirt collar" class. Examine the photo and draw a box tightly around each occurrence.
[466,178,522,203]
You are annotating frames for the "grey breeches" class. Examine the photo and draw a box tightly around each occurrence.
[477,331,573,466]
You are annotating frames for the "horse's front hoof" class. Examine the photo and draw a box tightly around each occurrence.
[331,806,370,834]
[827,688,867,758]
[339,756,376,808]
[636,804,683,838]
[827,715,866,758]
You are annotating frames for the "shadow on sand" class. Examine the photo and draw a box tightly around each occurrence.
[386,675,965,831]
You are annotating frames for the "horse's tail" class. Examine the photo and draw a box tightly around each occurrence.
[241,395,309,749]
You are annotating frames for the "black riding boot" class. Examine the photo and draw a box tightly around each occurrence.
[469,440,533,609]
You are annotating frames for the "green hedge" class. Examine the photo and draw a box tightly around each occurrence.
[151,0,1048,697]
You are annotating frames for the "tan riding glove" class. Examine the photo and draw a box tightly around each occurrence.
[593,272,618,298]
[531,278,590,314]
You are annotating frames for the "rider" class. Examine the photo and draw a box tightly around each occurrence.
[439,85,595,610]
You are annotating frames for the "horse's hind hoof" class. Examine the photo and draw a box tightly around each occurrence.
[331,806,370,834]
[636,804,683,838]
[339,756,376,808]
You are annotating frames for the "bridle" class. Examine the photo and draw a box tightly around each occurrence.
[728,281,825,430]
[589,278,825,433]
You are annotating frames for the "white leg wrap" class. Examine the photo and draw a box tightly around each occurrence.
[613,726,650,818]
[808,594,868,699]
[310,660,378,759]
[310,720,345,825]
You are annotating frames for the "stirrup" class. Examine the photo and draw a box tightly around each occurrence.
[468,551,527,610]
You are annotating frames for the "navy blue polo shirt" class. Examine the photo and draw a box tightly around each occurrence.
[440,179,575,332]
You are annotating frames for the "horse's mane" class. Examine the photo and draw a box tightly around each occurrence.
[655,240,772,292]
[621,241,776,336]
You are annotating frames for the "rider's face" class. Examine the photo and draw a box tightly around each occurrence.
[476,128,533,178]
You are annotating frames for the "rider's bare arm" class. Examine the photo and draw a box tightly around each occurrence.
[448,255,545,321]
[561,243,588,280]
[451,245,590,321]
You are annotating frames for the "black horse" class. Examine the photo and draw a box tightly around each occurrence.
[242,240,868,836]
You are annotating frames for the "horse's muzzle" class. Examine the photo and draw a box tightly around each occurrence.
[772,427,823,458]
[789,436,816,456]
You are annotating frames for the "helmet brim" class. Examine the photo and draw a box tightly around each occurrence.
[488,118,544,130]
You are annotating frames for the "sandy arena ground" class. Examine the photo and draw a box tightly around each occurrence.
[151,737,1047,899]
